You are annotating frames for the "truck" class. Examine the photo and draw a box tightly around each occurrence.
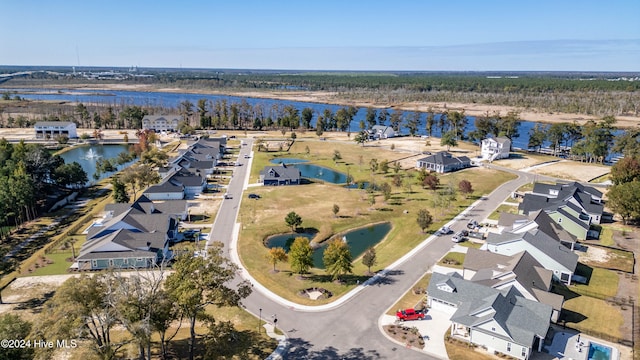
[396,308,426,321]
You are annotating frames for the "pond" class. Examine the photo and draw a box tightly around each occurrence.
[58,144,133,182]
[265,222,392,269]
[269,158,347,184]
[312,222,391,269]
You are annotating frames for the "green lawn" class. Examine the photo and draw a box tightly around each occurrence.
[598,226,615,247]
[239,141,517,305]
[26,251,75,276]
[572,267,619,299]
[487,203,519,221]
[561,296,623,341]
[385,273,431,316]
[437,252,466,269]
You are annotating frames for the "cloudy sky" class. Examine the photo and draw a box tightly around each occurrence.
[1,0,639,71]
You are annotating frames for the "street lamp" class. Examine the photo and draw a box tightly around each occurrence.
[258,308,262,333]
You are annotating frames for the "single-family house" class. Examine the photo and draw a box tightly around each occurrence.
[463,248,564,323]
[77,229,169,270]
[368,125,397,139]
[498,210,577,250]
[144,179,185,200]
[415,151,471,173]
[526,182,604,225]
[481,137,511,161]
[482,229,578,285]
[142,115,182,132]
[427,272,552,360]
[34,121,77,139]
[260,164,301,186]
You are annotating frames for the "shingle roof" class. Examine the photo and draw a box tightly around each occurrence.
[417,151,471,166]
[429,273,552,347]
[260,164,301,181]
[34,121,75,127]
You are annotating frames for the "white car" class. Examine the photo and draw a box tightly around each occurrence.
[438,226,453,235]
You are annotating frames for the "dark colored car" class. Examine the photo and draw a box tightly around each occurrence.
[248,193,261,199]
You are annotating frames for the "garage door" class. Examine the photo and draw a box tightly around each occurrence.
[429,299,457,315]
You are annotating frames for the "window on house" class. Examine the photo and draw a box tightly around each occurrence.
[507,343,511,352]
[491,327,495,331]
[521,347,526,357]
[558,217,562,223]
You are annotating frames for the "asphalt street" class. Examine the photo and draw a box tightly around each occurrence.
[206,140,550,359]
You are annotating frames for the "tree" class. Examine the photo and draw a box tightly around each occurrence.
[379,159,389,173]
[611,156,640,185]
[389,111,402,131]
[52,161,88,188]
[315,117,324,137]
[265,247,288,272]
[392,174,403,187]
[34,274,122,360]
[458,179,474,198]
[323,238,353,281]
[607,181,640,224]
[165,242,252,360]
[369,158,379,173]
[425,108,435,137]
[362,247,377,274]
[405,111,421,136]
[365,107,377,129]
[440,131,458,150]
[285,211,303,231]
[380,182,392,202]
[332,204,340,218]
[119,163,161,200]
[423,173,440,191]
[354,130,368,146]
[612,128,640,157]
[111,175,130,203]
[377,109,388,126]
[332,150,342,162]
[548,122,569,156]
[528,123,547,151]
[301,107,314,129]
[288,237,314,275]
[141,147,169,168]
[0,313,33,360]
[497,111,521,150]
[416,209,433,233]
[392,161,401,173]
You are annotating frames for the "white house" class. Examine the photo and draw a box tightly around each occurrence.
[482,229,578,285]
[368,125,397,139]
[481,137,510,161]
[142,115,182,132]
[34,121,77,139]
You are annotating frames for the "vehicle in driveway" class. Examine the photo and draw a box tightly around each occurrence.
[182,229,199,239]
[396,308,426,321]
[452,231,467,243]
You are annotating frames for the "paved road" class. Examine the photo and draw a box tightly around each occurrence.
[206,142,549,359]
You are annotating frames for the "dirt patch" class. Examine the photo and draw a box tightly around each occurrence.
[529,161,610,182]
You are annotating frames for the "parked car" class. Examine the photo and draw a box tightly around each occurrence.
[224,194,232,199]
[452,231,467,243]
[437,226,453,235]
[182,229,199,239]
[396,308,426,321]
[467,220,478,229]
[244,154,250,158]
[248,193,261,199]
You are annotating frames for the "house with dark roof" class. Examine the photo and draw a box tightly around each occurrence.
[519,182,604,239]
[78,195,183,270]
[482,229,578,285]
[34,121,77,139]
[415,151,471,173]
[142,115,182,132]
[260,164,301,186]
[463,248,564,323]
[481,137,510,161]
[498,210,577,250]
[427,272,552,360]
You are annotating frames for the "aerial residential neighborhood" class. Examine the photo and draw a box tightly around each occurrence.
[1,2,639,359]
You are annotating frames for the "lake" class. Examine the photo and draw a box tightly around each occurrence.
[58,144,132,182]
[1,87,602,150]
[269,159,347,184]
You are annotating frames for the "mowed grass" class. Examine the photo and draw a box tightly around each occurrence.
[487,203,519,221]
[561,296,623,340]
[437,252,466,269]
[385,273,432,316]
[239,141,517,304]
[572,267,619,299]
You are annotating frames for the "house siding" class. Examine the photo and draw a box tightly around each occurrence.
[485,242,573,284]
[471,330,530,360]
[144,192,184,201]
[547,213,588,240]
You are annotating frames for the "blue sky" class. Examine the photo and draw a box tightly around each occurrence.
[1,0,639,71]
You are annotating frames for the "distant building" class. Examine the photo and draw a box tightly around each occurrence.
[34,121,77,139]
[481,137,511,161]
[142,115,182,132]
[415,151,471,173]
[368,125,397,139]
[260,164,301,186]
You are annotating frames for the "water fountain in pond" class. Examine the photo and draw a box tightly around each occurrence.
[85,148,101,160]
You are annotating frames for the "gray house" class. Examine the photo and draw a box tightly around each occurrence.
[427,273,552,360]
[415,151,471,173]
[462,248,564,323]
[368,125,397,139]
[260,164,301,186]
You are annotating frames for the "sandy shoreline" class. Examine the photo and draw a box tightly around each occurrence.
[8,83,640,127]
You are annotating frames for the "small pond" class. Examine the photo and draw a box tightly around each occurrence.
[265,232,316,251]
[265,222,391,269]
[269,158,347,184]
[270,158,309,164]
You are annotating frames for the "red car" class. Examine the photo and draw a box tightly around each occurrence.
[396,308,425,321]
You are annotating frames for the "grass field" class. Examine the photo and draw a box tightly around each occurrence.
[239,141,517,304]
[487,203,519,221]
[385,273,431,316]
[437,252,466,269]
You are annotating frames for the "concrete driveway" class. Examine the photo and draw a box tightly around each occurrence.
[379,308,452,360]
